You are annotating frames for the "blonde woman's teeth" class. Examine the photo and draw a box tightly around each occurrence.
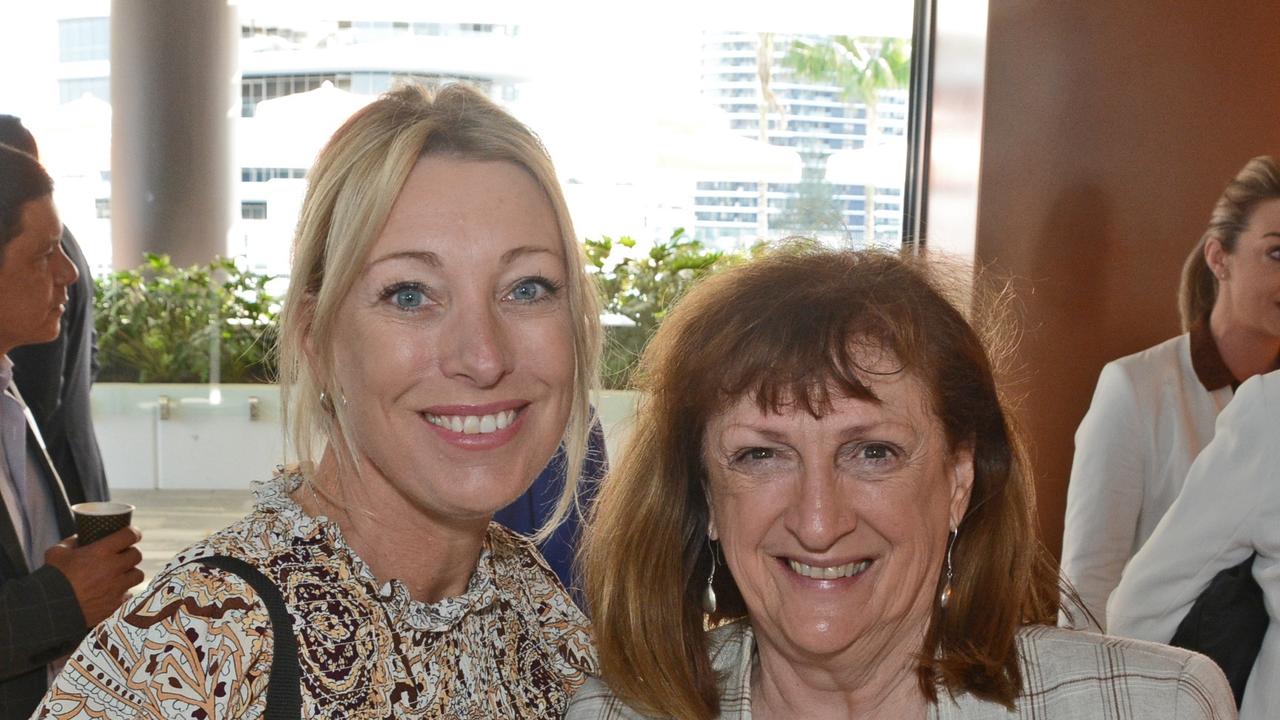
[425,410,517,434]
[787,559,871,579]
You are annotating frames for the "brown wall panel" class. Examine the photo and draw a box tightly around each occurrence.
[975,2,1280,557]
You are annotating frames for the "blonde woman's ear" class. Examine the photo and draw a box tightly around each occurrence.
[1204,236,1230,281]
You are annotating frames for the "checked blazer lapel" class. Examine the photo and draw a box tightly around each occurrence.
[0,385,29,575]
[24,405,76,539]
[0,383,76,575]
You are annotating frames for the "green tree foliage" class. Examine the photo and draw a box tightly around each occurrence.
[783,36,911,243]
[783,36,911,110]
[585,228,734,388]
[94,254,279,383]
[773,178,849,235]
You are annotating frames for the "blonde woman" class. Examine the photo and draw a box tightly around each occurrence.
[1061,156,1280,630]
[34,84,601,718]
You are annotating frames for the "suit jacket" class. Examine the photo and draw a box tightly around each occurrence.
[1109,370,1280,720]
[10,226,109,507]
[0,385,85,720]
[1060,332,1232,629]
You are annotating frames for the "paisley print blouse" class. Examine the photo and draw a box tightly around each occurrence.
[34,470,597,719]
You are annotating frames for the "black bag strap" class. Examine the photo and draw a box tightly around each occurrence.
[193,555,302,719]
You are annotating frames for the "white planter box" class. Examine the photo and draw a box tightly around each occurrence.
[93,383,639,491]
[93,384,289,490]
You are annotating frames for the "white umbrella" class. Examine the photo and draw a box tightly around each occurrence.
[824,137,907,188]
[27,93,112,175]
[652,104,802,182]
[524,98,801,185]
[243,81,376,169]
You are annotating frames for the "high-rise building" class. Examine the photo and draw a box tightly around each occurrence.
[697,31,907,247]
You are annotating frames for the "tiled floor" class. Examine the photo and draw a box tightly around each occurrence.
[114,488,254,585]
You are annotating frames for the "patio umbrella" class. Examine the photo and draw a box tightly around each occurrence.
[523,97,801,185]
[652,103,802,182]
[824,137,907,188]
[241,81,376,169]
[28,93,113,176]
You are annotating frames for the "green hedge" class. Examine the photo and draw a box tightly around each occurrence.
[94,232,741,387]
[94,254,279,383]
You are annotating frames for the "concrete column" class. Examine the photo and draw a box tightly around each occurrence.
[110,1,238,269]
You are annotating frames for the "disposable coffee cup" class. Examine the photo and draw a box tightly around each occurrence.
[71,502,135,546]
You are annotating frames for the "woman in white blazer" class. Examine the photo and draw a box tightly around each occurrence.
[1061,156,1280,630]
[1108,370,1280,719]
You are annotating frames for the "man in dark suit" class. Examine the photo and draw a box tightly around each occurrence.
[0,143,142,718]
[0,116,108,507]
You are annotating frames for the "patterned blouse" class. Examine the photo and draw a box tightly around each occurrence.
[35,470,597,719]
[567,622,1234,719]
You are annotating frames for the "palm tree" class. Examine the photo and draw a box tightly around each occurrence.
[783,36,910,244]
[755,33,785,238]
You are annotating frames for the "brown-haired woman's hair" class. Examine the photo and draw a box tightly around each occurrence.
[1179,155,1280,331]
[278,83,601,540]
[582,246,1061,718]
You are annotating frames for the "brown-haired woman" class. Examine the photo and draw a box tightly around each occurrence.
[568,247,1233,719]
[1062,156,1280,630]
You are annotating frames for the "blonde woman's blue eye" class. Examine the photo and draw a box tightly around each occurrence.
[393,287,425,309]
[509,277,558,302]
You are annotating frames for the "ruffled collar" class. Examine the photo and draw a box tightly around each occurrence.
[253,468,501,633]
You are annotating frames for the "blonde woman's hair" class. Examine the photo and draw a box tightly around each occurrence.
[1179,155,1280,330]
[277,83,601,539]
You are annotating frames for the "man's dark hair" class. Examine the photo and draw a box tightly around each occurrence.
[0,115,39,158]
[0,143,54,255]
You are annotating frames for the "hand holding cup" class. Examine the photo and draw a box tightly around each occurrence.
[71,502,135,546]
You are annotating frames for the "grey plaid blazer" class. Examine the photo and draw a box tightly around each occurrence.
[0,384,84,720]
[566,622,1236,719]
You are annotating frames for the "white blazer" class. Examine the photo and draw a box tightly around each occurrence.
[1061,333,1233,629]
[1108,369,1280,719]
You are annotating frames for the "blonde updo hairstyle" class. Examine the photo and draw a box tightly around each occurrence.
[1179,155,1280,330]
[277,83,601,538]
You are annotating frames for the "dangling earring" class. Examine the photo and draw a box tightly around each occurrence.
[939,528,957,609]
[320,389,347,415]
[702,540,718,615]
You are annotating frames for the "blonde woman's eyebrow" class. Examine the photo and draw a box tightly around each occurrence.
[366,250,442,269]
[501,245,562,265]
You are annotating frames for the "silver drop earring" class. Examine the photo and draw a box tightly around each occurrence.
[702,541,718,615]
[940,528,957,609]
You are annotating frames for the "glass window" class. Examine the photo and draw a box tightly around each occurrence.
[59,77,110,103]
[59,18,110,62]
[241,201,268,220]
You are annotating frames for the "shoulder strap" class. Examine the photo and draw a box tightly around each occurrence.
[194,554,302,719]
